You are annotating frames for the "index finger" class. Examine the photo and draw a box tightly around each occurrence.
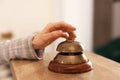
[44,21,76,33]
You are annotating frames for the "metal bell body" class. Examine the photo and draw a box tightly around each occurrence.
[56,40,84,53]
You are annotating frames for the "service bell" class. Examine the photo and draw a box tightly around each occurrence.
[48,32,93,73]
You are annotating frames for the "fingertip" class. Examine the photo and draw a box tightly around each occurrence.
[61,21,76,31]
[73,27,76,30]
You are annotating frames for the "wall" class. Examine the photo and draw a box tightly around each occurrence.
[0,0,56,38]
[0,0,94,52]
[112,2,120,39]
[0,0,56,52]
[55,0,94,51]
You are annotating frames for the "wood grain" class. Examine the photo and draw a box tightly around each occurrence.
[10,51,120,80]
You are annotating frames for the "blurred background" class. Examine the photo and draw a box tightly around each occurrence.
[0,0,120,80]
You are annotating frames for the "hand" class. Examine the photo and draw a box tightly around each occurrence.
[32,21,76,49]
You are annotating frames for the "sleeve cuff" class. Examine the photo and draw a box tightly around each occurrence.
[26,35,44,60]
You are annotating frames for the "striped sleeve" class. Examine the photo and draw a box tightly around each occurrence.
[0,35,44,65]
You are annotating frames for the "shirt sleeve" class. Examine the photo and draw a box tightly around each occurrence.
[0,35,44,65]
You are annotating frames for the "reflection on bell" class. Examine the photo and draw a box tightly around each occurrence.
[48,33,93,73]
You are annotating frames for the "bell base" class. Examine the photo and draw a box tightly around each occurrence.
[48,60,93,74]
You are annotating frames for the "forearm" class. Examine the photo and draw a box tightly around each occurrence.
[0,35,44,65]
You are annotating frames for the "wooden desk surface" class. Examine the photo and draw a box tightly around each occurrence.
[10,51,120,80]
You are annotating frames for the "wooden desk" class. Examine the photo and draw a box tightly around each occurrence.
[10,51,120,80]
